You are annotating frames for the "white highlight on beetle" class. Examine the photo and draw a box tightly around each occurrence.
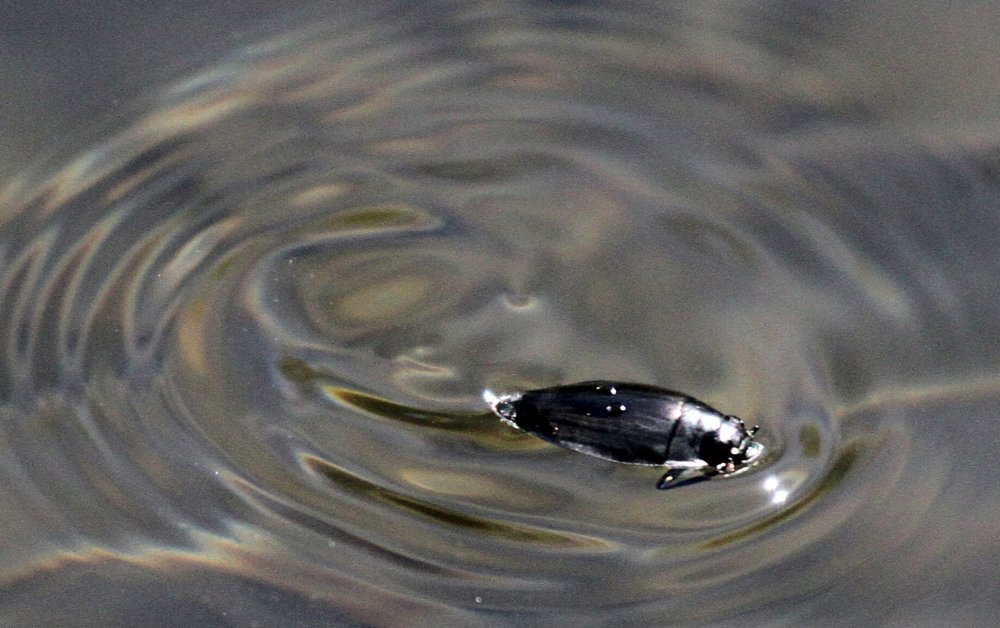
[762,474,790,505]
[482,389,501,407]
[715,419,738,443]
[483,389,521,428]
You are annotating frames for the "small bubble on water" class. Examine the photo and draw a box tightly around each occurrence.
[475,596,483,604]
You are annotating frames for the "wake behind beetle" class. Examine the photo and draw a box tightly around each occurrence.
[485,381,763,489]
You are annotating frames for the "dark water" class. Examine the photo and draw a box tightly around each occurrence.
[2,2,1000,625]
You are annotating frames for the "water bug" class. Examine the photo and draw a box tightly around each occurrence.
[485,381,763,489]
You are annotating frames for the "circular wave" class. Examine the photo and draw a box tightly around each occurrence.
[2,2,998,625]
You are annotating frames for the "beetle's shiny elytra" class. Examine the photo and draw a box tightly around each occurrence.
[485,381,763,489]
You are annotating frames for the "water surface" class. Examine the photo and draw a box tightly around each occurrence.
[1,2,999,625]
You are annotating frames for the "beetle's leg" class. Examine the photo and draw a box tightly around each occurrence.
[657,467,713,490]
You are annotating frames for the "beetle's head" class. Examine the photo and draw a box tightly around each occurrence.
[709,416,763,475]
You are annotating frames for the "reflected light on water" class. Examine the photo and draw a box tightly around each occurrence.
[4,2,1000,624]
[763,475,790,505]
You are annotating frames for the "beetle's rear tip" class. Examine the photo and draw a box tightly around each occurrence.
[482,389,501,407]
[483,389,520,426]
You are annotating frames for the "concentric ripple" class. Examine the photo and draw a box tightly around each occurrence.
[2,2,1000,625]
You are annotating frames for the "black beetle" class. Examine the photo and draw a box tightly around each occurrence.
[485,381,762,489]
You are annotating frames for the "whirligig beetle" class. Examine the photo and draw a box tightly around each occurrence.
[485,381,763,489]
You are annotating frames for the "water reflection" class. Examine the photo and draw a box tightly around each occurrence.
[762,475,790,506]
[1,1,999,625]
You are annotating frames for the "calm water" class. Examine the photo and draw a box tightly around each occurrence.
[2,2,999,625]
